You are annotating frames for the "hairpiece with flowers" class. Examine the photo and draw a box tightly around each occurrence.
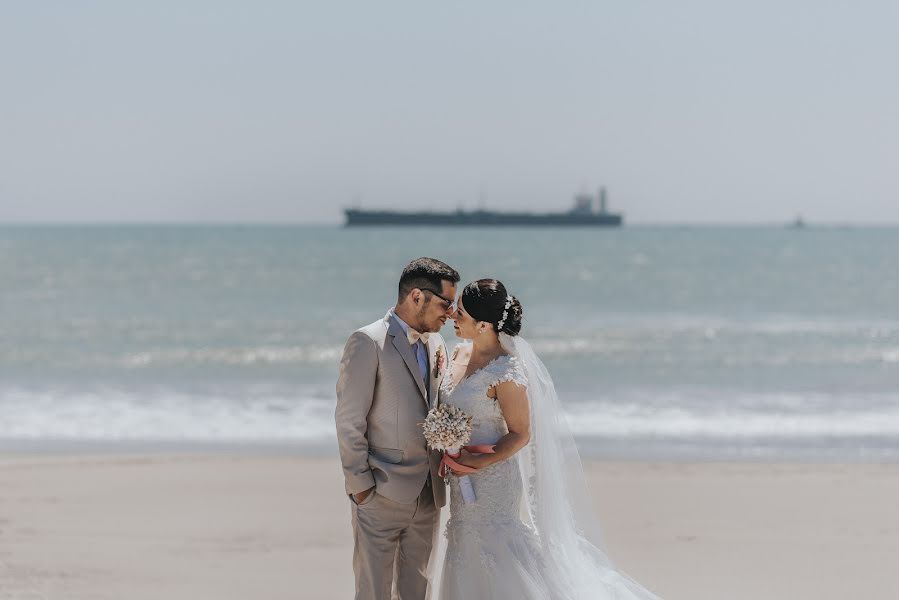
[496,295,514,331]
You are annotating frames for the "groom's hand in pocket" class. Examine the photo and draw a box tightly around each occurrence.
[353,487,374,504]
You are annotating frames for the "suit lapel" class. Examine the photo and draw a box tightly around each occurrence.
[387,315,428,403]
[427,336,444,408]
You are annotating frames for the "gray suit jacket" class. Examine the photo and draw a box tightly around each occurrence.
[335,311,447,507]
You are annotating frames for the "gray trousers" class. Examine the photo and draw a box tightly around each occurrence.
[350,479,438,600]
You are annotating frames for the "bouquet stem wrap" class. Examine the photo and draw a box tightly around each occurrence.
[438,445,496,504]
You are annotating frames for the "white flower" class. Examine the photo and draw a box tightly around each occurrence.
[497,295,513,330]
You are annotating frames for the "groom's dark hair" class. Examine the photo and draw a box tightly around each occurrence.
[398,258,460,301]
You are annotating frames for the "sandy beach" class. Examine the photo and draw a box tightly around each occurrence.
[0,454,897,600]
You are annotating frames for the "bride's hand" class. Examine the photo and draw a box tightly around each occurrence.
[451,449,489,473]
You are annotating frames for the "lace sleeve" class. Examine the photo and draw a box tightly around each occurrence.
[486,356,528,390]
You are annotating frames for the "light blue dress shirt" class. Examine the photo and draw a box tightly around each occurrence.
[389,310,430,389]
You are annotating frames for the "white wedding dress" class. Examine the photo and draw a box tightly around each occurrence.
[429,338,666,600]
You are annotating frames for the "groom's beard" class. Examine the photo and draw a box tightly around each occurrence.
[415,306,440,333]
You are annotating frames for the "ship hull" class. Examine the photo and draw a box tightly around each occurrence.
[344,209,623,227]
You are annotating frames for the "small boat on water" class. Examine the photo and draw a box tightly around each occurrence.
[788,215,806,229]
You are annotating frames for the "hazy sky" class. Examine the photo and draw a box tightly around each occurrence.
[1,2,896,224]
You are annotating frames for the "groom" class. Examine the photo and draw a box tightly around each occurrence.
[336,257,460,600]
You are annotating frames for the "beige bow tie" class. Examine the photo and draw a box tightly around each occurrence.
[407,330,430,345]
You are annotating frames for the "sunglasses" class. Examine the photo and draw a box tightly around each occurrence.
[419,288,456,312]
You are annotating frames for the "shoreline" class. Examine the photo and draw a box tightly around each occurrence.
[2,437,899,464]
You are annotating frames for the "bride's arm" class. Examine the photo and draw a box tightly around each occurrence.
[454,381,530,471]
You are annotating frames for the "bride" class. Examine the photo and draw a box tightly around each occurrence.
[428,278,665,600]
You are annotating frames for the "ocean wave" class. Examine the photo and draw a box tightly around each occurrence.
[527,336,899,368]
[532,315,899,345]
[2,386,899,451]
[565,403,899,439]
[0,386,336,442]
[120,346,343,367]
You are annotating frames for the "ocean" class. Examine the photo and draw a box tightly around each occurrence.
[3,224,899,460]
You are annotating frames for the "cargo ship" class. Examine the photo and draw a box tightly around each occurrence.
[344,187,623,227]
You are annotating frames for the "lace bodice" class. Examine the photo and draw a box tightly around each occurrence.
[439,351,528,446]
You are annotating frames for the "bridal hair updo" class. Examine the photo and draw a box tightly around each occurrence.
[460,279,524,336]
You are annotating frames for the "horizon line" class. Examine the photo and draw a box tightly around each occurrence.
[2,220,899,228]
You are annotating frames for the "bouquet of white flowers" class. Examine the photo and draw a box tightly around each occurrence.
[421,403,477,503]
[421,403,472,451]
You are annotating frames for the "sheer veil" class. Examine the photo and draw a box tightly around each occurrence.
[428,333,664,599]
